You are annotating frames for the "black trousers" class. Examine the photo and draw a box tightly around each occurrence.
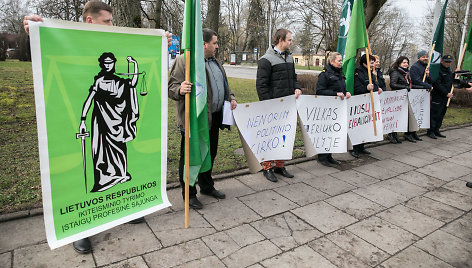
[429,98,448,134]
[179,112,221,198]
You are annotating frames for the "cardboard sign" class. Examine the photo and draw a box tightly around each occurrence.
[233,96,297,162]
[296,95,348,155]
[347,93,383,145]
[408,89,431,129]
[379,89,409,134]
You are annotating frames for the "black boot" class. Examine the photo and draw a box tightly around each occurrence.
[393,132,402,143]
[273,167,294,178]
[387,133,397,144]
[404,134,416,143]
[412,132,422,141]
[263,168,278,182]
[73,238,92,254]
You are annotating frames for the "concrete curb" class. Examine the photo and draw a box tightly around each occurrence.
[1,123,471,223]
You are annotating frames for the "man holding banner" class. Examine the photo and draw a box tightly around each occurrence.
[410,50,433,141]
[315,52,351,166]
[256,28,302,182]
[169,28,237,209]
[24,0,173,254]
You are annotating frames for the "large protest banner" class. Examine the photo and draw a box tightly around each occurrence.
[297,95,348,155]
[233,96,297,163]
[408,89,431,129]
[379,89,409,134]
[347,93,383,145]
[29,19,171,249]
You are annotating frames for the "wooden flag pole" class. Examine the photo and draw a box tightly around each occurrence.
[365,47,377,136]
[423,43,436,82]
[447,43,468,107]
[366,30,373,56]
[184,49,191,228]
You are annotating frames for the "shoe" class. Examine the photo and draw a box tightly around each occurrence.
[73,238,91,254]
[393,133,402,143]
[426,132,437,139]
[435,132,446,138]
[201,189,226,199]
[263,169,278,182]
[327,156,340,165]
[273,167,294,178]
[349,151,360,158]
[318,158,332,167]
[128,217,145,224]
[387,133,398,144]
[359,149,371,155]
[466,182,472,188]
[189,197,203,209]
[404,134,417,143]
[412,132,422,141]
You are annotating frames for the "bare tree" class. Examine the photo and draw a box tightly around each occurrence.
[364,0,388,28]
[206,0,220,33]
[33,0,85,22]
[221,0,246,52]
[110,0,142,27]
[368,4,412,72]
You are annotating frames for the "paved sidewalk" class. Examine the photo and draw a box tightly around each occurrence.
[1,127,472,268]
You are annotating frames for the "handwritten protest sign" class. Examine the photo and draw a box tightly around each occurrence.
[347,93,383,145]
[296,95,348,155]
[29,19,170,249]
[233,96,297,162]
[379,89,409,134]
[408,89,431,129]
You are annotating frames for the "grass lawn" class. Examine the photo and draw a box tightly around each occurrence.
[1,60,472,213]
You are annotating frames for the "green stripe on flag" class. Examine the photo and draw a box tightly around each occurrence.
[342,0,368,94]
[182,0,211,186]
[430,0,448,81]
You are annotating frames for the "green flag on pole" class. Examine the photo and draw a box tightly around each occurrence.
[182,0,211,186]
[342,0,368,94]
[461,21,472,71]
[336,0,355,59]
[430,0,449,81]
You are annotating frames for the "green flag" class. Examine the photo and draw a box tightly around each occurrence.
[342,0,368,94]
[182,0,211,186]
[461,21,472,71]
[430,0,448,81]
[336,0,355,58]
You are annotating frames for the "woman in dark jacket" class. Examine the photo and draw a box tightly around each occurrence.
[315,52,351,166]
[388,56,420,143]
[373,55,387,92]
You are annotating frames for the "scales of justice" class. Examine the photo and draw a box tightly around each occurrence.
[76,53,148,193]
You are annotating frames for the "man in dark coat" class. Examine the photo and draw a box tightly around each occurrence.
[315,52,351,166]
[256,28,302,182]
[408,50,433,141]
[427,55,454,139]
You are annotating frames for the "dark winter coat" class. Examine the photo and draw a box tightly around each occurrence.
[376,68,387,91]
[389,68,411,90]
[256,46,301,100]
[410,60,432,89]
[316,63,346,96]
[353,65,379,95]
[432,63,453,101]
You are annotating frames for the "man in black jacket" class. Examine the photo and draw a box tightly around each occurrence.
[316,52,351,166]
[350,54,382,158]
[428,55,454,139]
[409,50,432,141]
[256,28,302,182]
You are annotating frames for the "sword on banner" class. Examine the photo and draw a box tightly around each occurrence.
[76,131,90,193]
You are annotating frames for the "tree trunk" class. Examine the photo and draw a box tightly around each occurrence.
[364,0,387,28]
[206,0,220,33]
[110,0,142,28]
[155,0,162,29]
